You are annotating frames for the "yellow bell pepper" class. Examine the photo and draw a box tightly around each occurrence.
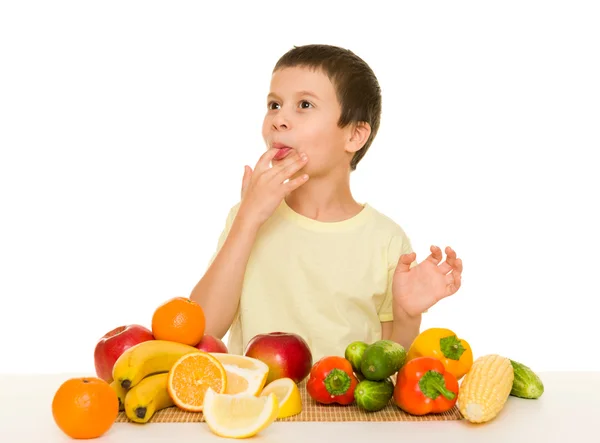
[407,328,473,380]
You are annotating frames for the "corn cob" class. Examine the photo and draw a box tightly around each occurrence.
[457,354,514,423]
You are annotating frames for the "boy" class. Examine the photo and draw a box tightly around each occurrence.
[190,44,463,362]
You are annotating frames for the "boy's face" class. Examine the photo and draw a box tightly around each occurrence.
[262,66,355,178]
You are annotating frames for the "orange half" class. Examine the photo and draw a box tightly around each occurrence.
[167,351,227,412]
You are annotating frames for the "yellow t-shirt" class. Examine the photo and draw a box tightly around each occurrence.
[208,199,414,362]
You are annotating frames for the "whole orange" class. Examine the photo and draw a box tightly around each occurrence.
[151,297,206,346]
[52,377,119,439]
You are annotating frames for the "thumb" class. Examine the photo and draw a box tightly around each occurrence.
[241,165,252,198]
[395,252,416,274]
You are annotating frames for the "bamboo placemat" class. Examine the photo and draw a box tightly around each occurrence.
[115,380,463,423]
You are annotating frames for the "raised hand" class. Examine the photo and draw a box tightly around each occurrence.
[392,246,463,317]
[237,148,309,227]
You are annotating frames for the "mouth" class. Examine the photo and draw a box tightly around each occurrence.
[272,142,293,161]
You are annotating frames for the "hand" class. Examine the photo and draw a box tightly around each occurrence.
[392,246,463,318]
[237,148,309,227]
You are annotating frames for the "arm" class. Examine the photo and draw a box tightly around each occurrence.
[381,308,421,350]
[190,214,260,339]
[190,213,259,338]
[380,233,421,349]
[190,148,310,339]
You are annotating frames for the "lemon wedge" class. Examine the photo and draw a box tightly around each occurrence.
[202,389,279,439]
[209,353,269,396]
[260,377,302,418]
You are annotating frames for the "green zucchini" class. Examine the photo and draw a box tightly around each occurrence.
[509,359,544,399]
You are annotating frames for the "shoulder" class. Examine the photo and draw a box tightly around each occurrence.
[365,203,410,239]
[365,204,413,259]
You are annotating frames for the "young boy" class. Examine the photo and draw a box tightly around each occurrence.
[190,44,463,362]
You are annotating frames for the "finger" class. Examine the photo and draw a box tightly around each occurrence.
[443,250,463,275]
[274,152,308,182]
[241,165,252,198]
[265,150,304,175]
[425,245,443,265]
[445,271,462,295]
[395,252,416,274]
[437,247,458,274]
[283,173,310,194]
[444,246,457,267]
[254,148,281,173]
[438,262,452,274]
[453,257,463,275]
[449,259,463,292]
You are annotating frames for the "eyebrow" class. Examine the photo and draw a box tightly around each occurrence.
[267,90,321,101]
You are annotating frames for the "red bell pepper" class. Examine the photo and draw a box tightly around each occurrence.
[306,356,358,405]
[393,356,459,415]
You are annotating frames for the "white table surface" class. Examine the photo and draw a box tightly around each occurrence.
[1,372,598,442]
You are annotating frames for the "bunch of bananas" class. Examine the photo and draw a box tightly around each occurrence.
[109,340,199,423]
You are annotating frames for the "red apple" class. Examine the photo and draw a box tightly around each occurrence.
[195,334,228,353]
[244,332,313,385]
[94,324,155,383]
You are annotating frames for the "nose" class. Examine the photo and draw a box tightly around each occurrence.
[271,110,290,131]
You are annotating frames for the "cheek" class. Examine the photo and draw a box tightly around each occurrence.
[261,118,270,140]
[295,120,344,166]
[296,137,324,162]
[298,123,331,153]
[297,144,334,175]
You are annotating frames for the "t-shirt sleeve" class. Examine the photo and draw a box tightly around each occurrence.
[378,231,416,322]
[207,202,241,268]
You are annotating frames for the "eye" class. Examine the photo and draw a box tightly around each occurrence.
[268,101,280,110]
[299,100,313,109]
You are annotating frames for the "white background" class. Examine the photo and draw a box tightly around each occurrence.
[1,0,598,375]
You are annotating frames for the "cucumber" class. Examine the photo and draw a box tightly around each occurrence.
[360,340,406,381]
[509,359,544,399]
[345,341,368,374]
[354,377,394,412]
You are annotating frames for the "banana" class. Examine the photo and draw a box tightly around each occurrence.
[124,372,175,423]
[109,379,127,411]
[112,340,200,389]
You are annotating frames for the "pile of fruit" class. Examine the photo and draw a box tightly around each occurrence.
[51,296,545,440]
[51,297,313,440]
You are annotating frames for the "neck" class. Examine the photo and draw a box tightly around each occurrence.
[285,168,363,222]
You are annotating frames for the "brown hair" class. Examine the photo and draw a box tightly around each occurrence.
[273,44,382,171]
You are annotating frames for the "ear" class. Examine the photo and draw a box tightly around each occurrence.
[345,121,371,153]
